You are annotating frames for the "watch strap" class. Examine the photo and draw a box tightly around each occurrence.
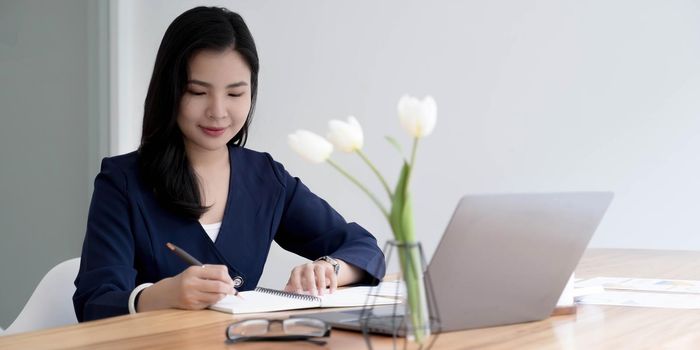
[315,256,340,275]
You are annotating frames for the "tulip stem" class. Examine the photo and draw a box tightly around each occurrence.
[327,159,389,218]
[410,137,419,167]
[356,150,393,200]
[406,137,419,187]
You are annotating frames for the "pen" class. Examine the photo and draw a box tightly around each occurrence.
[166,242,203,266]
[166,242,242,298]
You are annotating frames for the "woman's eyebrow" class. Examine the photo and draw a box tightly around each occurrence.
[188,79,249,88]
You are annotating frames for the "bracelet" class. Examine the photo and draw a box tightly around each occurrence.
[128,283,154,315]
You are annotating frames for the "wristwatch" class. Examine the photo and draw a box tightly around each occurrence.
[315,256,340,275]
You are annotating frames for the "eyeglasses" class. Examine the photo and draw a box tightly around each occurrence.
[225,318,331,345]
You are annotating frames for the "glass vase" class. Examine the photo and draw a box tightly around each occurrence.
[361,240,440,350]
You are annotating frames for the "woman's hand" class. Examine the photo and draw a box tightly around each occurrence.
[284,258,366,296]
[284,261,338,296]
[138,264,237,312]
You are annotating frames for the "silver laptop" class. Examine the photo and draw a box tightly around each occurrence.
[300,192,613,334]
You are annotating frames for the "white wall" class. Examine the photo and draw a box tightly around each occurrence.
[112,0,700,288]
[0,0,108,327]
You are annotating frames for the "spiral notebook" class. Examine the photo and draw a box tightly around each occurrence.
[210,286,400,314]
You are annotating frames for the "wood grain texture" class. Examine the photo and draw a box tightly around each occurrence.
[2,248,700,349]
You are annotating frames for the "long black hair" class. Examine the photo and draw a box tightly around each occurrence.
[138,6,259,219]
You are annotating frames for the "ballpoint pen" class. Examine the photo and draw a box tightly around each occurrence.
[166,242,242,298]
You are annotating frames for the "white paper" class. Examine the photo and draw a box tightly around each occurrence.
[339,281,406,298]
[556,273,575,307]
[576,277,700,294]
[577,290,700,309]
[575,276,700,309]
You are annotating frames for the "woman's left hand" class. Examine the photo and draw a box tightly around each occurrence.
[284,261,338,296]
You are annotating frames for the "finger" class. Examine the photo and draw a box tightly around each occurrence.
[314,264,326,296]
[194,290,227,306]
[303,263,317,296]
[286,267,303,294]
[197,265,233,285]
[327,267,338,294]
[183,265,204,278]
[283,274,297,293]
[283,280,293,292]
[198,279,235,295]
[178,290,213,310]
[198,265,228,281]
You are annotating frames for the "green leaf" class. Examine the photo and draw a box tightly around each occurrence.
[401,193,415,243]
[390,161,411,242]
[384,135,405,158]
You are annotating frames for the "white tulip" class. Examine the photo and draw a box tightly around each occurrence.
[327,116,364,153]
[397,95,437,138]
[288,130,334,163]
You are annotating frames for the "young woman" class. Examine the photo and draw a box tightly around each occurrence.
[73,6,385,322]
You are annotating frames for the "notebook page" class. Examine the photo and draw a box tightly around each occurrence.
[210,290,320,314]
[317,289,399,307]
[324,281,406,298]
[210,286,401,314]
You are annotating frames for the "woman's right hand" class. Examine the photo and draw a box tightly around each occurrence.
[137,264,237,312]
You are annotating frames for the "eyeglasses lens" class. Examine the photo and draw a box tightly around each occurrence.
[227,318,328,341]
[283,318,327,337]
[228,319,269,337]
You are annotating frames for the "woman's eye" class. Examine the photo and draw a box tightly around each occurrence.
[228,93,244,97]
[187,90,205,96]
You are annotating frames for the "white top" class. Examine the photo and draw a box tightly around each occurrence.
[200,221,222,242]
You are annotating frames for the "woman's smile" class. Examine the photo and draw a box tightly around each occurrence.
[200,125,228,137]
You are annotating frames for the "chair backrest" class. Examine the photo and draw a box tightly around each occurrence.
[3,258,80,335]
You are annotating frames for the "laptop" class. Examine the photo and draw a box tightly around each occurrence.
[299,192,613,334]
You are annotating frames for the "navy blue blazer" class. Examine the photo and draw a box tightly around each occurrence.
[73,146,386,322]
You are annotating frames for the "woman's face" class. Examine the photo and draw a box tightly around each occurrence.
[177,49,252,154]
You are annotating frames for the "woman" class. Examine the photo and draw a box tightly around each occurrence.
[73,6,385,322]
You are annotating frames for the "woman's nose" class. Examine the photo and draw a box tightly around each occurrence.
[207,95,227,119]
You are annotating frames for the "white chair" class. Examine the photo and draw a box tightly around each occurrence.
[3,258,80,335]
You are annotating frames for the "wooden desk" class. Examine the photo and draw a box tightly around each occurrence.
[3,249,700,349]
